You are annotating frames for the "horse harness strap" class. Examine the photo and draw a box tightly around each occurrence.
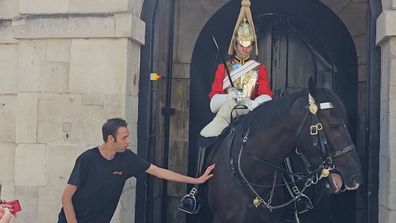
[283,157,306,198]
[237,127,277,210]
[294,148,314,174]
[282,158,313,214]
[226,126,240,176]
[246,148,305,178]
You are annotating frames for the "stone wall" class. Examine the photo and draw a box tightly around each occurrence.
[0,0,145,222]
[377,0,396,222]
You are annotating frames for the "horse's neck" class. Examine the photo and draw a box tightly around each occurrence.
[243,98,307,177]
[248,125,298,171]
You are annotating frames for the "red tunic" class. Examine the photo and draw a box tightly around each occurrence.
[208,62,273,99]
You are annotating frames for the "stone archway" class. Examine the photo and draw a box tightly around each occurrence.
[138,0,373,222]
[187,0,366,222]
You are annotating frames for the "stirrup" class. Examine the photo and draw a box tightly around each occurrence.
[178,188,200,214]
[295,194,313,214]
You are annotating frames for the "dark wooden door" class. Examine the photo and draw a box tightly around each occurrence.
[256,13,355,223]
[257,14,334,96]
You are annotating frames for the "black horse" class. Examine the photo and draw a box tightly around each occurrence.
[205,79,361,223]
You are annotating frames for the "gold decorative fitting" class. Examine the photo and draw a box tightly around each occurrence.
[241,0,251,7]
[309,104,318,114]
[253,197,261,208]
[232,69,258,98]
[308,94,318,114]
[321,168,330,178]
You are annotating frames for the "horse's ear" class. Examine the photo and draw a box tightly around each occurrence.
[308,77,317,96]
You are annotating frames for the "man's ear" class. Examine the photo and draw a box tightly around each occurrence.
[106,135,114,143]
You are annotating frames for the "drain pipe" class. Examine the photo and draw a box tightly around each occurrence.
[366,1,381,222]
[138,0,159,222]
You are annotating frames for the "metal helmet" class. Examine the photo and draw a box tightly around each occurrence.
[228,0,258,56]
[235,17,255,47]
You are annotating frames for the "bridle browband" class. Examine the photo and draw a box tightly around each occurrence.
[234,92,356,211]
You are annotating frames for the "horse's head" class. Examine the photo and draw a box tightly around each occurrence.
[296,78,362,193]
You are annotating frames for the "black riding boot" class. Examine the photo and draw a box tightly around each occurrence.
[178,145,207,214]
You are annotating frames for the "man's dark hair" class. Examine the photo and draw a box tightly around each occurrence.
[102,118,128,142]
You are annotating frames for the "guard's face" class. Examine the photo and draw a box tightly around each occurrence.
[112,127,130,152]
[235,42,253,59]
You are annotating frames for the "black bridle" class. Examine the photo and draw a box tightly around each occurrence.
[301,93,356,171]
[233,93,356,210]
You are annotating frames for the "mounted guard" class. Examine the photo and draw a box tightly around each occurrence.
[202,79,361,222]
[178,0,272,214]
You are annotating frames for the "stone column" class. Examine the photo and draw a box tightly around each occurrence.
[377,0,396,222]
[0,0,21,216]
[0,0,145,222]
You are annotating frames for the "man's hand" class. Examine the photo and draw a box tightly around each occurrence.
[195,164,215,184]
[0,205,14,223]
[0,204,13,214]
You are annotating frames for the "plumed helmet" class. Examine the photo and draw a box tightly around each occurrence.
[228,0,258,56]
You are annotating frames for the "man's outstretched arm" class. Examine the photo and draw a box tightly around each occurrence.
[146,164,215,184]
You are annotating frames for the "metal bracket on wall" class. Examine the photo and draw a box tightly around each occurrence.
[161,107,176,116]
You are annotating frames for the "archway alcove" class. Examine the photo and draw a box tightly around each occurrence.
[189,0,357,222]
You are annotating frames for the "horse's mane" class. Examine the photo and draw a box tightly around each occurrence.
[237,89,308,130]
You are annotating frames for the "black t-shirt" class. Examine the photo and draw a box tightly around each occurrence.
[58,147,150,223]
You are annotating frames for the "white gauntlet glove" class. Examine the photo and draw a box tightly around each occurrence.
[238,94,272,111]
[247,99,260,111]
[210,88,242,113]
[237,98,257,111]
[227,87,242,100]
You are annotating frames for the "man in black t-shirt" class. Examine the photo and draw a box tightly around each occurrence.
[58,118,215,223]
